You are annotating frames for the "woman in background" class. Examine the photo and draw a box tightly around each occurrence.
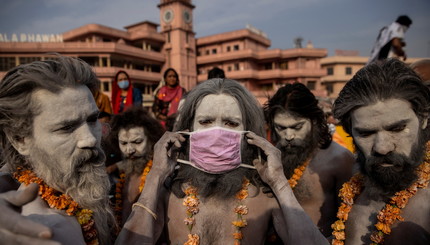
[112,70,142,114]
[152,68,185,127]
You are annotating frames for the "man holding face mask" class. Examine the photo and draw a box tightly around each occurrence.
[116,79,328,244]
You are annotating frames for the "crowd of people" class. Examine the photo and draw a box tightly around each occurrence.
[0,53,429,245]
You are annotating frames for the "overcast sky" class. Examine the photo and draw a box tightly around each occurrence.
[1,0,429,57]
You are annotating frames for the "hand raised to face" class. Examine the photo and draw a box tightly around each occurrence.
[151,131,186,180]
[245,132,286,188]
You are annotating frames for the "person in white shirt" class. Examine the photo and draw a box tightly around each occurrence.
[369,15,412,63]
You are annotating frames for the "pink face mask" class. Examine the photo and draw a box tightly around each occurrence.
[177,127,255,174]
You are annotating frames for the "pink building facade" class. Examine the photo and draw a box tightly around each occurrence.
[0,0,327,107]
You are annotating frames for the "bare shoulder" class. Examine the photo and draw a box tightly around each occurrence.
[314,141,355,169]
[22,192,86,245]
[386,187,430,244]
[402,187,430,222]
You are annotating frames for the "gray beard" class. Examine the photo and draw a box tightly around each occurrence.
[122,156,150,176]
[28,145,115,244]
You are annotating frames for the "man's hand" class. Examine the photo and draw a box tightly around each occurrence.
[0,183,59,245]
[151,131,186,180]
[245,132,286,188]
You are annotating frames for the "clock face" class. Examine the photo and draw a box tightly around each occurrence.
[163,9,174,23]
[183,10,192,23]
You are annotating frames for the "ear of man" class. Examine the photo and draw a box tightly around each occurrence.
[422,116,428,129]
[6,134,32,156]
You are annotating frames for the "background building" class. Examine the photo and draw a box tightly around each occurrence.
[0,0,328,108]
[321,50,422,99]
[0,0,425,108]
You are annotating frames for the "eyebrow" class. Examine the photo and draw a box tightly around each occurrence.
[274,121,305,128]
[353,119,411,132]
[221,116,242,121]
[53,110,99,128]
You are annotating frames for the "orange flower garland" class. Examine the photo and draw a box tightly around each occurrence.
[183,178,250,245]
[331,144,430,245]
[114,160,152,226]
[14,167,98,245]
[288,159,310,189]
[232,178,250,245]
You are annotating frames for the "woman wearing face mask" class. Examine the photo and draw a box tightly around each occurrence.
[152,68,186,128]
[112,70,143,114]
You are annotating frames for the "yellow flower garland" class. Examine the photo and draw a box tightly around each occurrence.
[331,143,430,245]
[183,178,250,245]
[114,160,153,226]
[14,167,99,245]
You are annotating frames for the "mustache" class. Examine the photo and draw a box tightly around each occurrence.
[276,139,307,148]
[72,147,106,170]
[366,152,412,170]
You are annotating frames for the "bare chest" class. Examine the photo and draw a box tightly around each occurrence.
[345,189,430,245]
[293,160,337,207]
[165,193,275,245]
[120,174,142,225]
[294,164,338,236]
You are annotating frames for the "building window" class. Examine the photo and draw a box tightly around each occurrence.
[102,57,108,67]
[234,45,239,51]
[206,50,210,55]
[307,81,316,90]
[103,82,110,92]
[78,56,98,67]
[234,63,240,71]
[197,50,201,56]
[264,63,272,70]
[167,32,170,43]
[326,83,333,94]
[227,66,232,72]
[227,46,231,52]
[0,57,16,71]
[279,61,288,70]
[19,57,41,65]
[345,67,352,75]
[212,48,217,54]
[327,67,334,75]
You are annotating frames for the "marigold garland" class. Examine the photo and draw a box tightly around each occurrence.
[183,178,250,245]
[114,160,152,226]
[14,167,99,245]
[331,143,430,245]
[288,159,310,189]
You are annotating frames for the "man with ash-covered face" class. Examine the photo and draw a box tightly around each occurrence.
[263,83,355,237]
[0,56,115,244]
[331,58,430,244]
[106,106,164,228]
[116,79,328,244]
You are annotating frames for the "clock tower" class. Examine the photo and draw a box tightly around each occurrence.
[158,0,196,90]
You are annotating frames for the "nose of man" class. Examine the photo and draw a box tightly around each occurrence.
[76,124,98,149]
[371,132,395,156]
[283,128,295,141]
[125,145,136,156]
